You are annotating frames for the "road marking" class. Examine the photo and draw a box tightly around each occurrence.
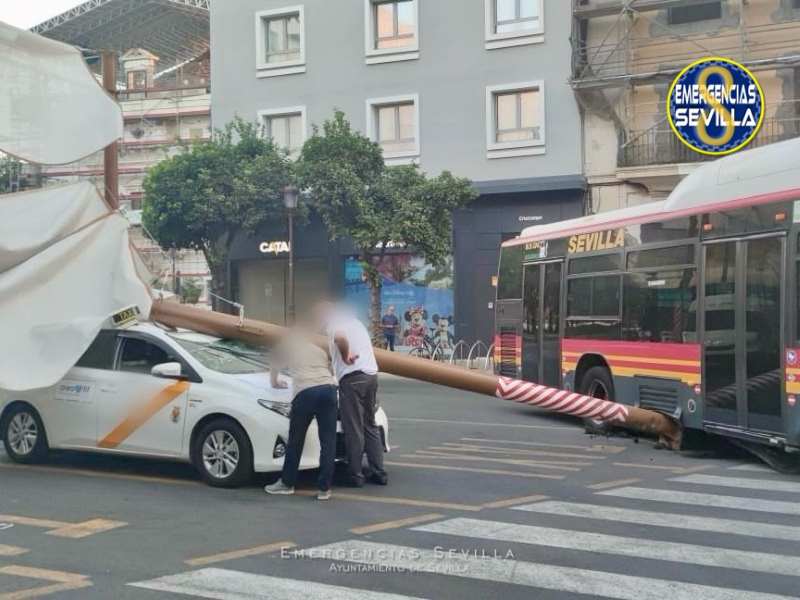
[46,518,127,539]
[672,473,800,494]
[513,500,800,542]
[459,437,626,453]
[0,545,28,557]
[0,515,68,530]
[414,517,800,578]
[729,463,771,472]
[0,566,92,600]
[437,443,606,461]
[302,540,793,600]
[410,450,588,470]
[481,494,548,509]
[587,478,642,490]
[0,461,197,486]
[130,568,429,599]
[293,490,483,512]
[384,460,564,480]
[390,417,573,431]
[612,462,704,474]
[351,514,444,535]
[185,541,295,567]
[599,486,800,515]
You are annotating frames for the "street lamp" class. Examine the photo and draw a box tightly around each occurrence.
[283,185,299,324]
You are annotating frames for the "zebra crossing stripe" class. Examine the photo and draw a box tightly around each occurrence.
[129,567,428,600]
[301,540,794,600]
[599,486,800,515]
[512,500,800,542]
[412,517,800,577]
[671,474,800,494]
[729,463,772,472]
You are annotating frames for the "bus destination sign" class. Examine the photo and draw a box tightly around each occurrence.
[567,228,625,254]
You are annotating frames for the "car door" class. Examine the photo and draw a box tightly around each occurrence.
[95,334,191,457]
[43,330,119,448]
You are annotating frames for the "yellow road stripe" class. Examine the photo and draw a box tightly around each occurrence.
[0,460,197,486]
[46,518,127,539]
[294,489,484,512]
[385,460,564,480]
[0,515,69,530]
[408,451,588,470]
[0,581,93,600]
[350,514,444,535]
[587,478,642,490]
[612,462,713,474]
[0,566,89,584]
[185,541,295,567]
[98,381,190,448]
[0,545,28,557]
[481,495,548,509]
[459,437,626,453]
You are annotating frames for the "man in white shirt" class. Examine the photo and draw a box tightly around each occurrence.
[321,303,387,487]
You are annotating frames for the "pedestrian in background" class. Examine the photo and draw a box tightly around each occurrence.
[381,305,400,352]
[264,319,337,501]
[318,302,388,487]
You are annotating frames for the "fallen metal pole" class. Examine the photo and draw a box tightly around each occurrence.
[150,301,681,448]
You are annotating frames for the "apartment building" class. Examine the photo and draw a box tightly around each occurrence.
[212,0,584,344]
[573,0,800,212]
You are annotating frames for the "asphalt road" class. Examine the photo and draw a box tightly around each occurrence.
[1,375,799,599]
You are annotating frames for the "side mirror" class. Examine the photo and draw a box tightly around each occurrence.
[151,362,184,380]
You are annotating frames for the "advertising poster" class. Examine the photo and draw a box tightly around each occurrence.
[344,255,455,351]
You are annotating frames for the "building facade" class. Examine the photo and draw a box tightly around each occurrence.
[573,0,800,213]
[211,0,584,343]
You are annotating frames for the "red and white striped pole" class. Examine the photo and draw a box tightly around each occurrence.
[150,301,681,448]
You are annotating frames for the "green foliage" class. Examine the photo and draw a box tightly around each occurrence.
[180,277,203,305]
[142,118,294,287]
[0,155,21,194]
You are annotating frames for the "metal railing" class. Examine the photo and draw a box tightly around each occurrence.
[407,338,495,371]
[618,116,800,168]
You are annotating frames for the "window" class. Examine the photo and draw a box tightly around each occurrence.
[119,337,171,375]
[76,331,118,370]
[567,275,621,318]
[626,245,695,270]
[366,95,419,161]
[486,83,545,158]
[255,6,305,77]
[258,107,306,156]
[485,0,543,49]
[667,1,722,25]
[127,70,147,90]
[623,269,697,343]
[569,253,621,275]
[497,245,523,300]
[365,0,419,64]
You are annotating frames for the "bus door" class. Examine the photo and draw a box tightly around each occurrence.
[702,235,784,433]
[522,261,563,387]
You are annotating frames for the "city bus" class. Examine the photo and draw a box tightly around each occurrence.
[495,137,800,461]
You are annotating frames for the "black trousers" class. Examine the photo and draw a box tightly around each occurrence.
[339,372,386,483]
[281,384,338,492]
[384,333,396,351]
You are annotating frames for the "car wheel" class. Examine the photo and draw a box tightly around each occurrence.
[193,418,253,488]
[2,404,49,463]
[578,366,616,434]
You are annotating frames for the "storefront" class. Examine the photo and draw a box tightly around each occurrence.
[453,176,586,346]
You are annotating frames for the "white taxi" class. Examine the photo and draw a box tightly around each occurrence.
[0,320,389,487]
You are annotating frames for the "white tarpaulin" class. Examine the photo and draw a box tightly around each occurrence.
[0,20,123,165]
[0,183,151,391]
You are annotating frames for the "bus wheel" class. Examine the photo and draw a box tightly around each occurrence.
[578,366,616,435]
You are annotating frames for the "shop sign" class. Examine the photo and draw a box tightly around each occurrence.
[259,240,290,255]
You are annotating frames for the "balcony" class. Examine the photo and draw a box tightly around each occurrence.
[618,116,800,168]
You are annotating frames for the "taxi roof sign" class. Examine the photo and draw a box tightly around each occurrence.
[109,306,140,329]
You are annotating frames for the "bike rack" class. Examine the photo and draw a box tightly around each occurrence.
[467,340,489,369]
[448,340,469,365]
[483,343,495,372]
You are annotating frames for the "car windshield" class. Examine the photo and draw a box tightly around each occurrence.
[169,335,268,375]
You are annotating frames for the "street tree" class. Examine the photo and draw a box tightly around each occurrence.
[0,155,21,194]
[298,111,476,342]
[143,118,293,305]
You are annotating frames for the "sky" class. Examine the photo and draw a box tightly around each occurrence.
[0,1,84,29]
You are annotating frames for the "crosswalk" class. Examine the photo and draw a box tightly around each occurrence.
[129,464,800,600]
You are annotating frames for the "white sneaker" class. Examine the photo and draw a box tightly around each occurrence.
[317,490,332,501]
[265,481,295,495]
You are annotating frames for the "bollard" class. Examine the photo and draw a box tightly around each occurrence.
[149,300,681,448]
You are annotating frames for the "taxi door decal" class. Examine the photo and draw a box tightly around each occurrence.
[98,381,190,449]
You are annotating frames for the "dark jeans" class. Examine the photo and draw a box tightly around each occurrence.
[280,384,337,492]
[339,372,386,484]
[384,333,396,351]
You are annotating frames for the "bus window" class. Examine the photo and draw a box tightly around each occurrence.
[567,275,620,318]
[626,245,694,270]
[568,253,621,275]
[622,269,697,343]
[497,245,523,299]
